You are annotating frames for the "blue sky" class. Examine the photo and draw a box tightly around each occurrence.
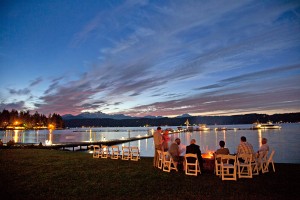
[1,0,300,117]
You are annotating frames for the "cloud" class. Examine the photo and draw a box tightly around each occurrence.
[197,64,300,91]
[8,88,30,95]
[3,1,300,117]
[0,101,26,111]
[121,84,300,116]
[29,77,43,87]
[70,13,103,48]
[195,84,223,90]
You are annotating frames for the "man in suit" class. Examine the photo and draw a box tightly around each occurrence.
[186,139,204,170]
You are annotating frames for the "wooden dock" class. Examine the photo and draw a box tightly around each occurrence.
[10,134,153,151]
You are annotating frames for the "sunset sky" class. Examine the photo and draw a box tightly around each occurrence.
[1,0,300,117]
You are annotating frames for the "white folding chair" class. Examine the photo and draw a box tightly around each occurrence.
[121,146,131,160]
[110,145,120,159]
[162,151,178,172]
[251,157,260,176]
[93,145,101,158]
[214,154,223,176]
[130,146,140,161]
[157,150,163,169]
[101,145,110,158]
[257,151,269,172]
[220,155,237,181]
[237,154,253,178]
[184,153,201,176]
[262,150,275,173]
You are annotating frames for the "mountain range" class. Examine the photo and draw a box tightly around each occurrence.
[62,111,192,120]
[62,112,300,127]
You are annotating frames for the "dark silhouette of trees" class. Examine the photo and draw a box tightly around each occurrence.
[0,109,64,129]
[63,113,300,127]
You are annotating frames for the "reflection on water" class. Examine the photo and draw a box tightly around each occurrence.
[258,129,262,148]
[45,129,53,145]
[0,124,300,163]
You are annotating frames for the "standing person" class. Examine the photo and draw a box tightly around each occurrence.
[215,140,230,155]
[257,138,269,155]
[153,127,163,167]
[186,139,204,170]
[162,129,170,151]
[236,136,255,159]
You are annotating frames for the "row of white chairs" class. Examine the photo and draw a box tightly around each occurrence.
[214,150,275,181]
[93,145,140,161]
[156,150,201,176]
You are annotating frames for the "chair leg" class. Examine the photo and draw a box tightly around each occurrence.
[272,161,275,172]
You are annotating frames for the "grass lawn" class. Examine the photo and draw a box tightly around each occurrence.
[0,149,299,199]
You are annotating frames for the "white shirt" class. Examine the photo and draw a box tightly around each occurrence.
[179,144,186,156]
[258,143,269,152]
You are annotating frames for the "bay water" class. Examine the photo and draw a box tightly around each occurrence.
[1,123,299,163]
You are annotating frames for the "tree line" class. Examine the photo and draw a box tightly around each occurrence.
[0,109,64,129]
[63,113,300,127]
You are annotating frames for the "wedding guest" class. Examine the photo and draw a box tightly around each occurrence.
[215,140,230,155]
[179,142,186,157]
[162,130,170,151]
[237,136,255,160]
[153,127,163,167]
[186,139,204,169]
[257,138,269,155]
[179,142,186,170]
[169,138,181,169]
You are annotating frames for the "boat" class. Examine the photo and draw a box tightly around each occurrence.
[176,127,183,132]
[195,124,211,131]
[252,121,281,129]
[214,127,227,131]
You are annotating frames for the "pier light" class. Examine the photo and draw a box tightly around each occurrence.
[48,124,54,129]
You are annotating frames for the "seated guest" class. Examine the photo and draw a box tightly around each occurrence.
[178,142,186,170]
[215,140,230,155]
[257,137,269,156]
[237,136,255,161]
[169,138,181,168]
[179,142,186,157]
[186,139,204,170]
[215,140,230,163]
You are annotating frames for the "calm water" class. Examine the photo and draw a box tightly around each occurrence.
[1,123,299,163]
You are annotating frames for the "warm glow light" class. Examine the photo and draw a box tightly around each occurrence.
[89,129,92,142]
[48,124,55,129]
[202,151,214,159]
[14,130,19,143]
[46,129,53,145]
